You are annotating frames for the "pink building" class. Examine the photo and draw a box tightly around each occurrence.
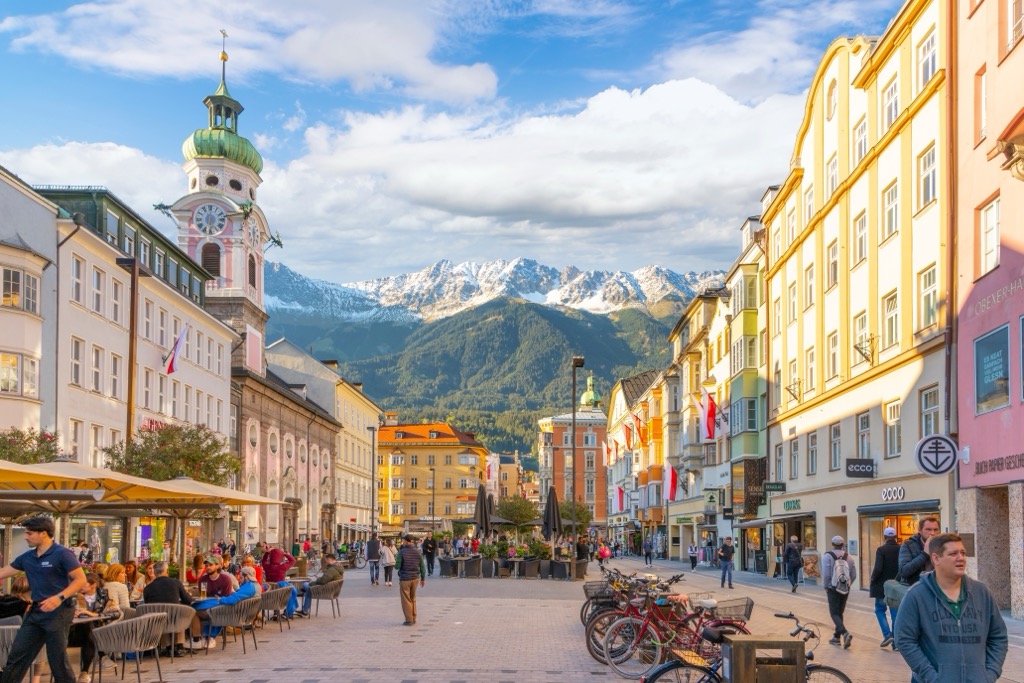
[954,0,1024,616]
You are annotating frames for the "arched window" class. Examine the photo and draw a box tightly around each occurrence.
[248,255,257,288]
[201,243,221,276]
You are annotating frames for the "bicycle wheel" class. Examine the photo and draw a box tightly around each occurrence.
[584,609,625,664]
[805,664,853,683]
[580,597,597,625]
[602,617,665,679]
[643,660,721,683]
[355,555,367,569]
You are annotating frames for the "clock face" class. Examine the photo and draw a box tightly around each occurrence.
[194,204,227,235]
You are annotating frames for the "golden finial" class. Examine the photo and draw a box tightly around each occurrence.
[220,29,228,81]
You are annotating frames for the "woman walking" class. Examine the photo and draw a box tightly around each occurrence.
[380,538,397,587]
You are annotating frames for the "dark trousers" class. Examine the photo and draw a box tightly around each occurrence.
[786,563,801,587]
[826,588,850,637]
[424,553,435,576]
[689,555,698,570]
[1,604,76,683]
[644,551,652,566]
[383,565,394,583]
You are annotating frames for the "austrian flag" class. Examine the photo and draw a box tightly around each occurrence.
[700,386,718,440]
[164,323,190,374]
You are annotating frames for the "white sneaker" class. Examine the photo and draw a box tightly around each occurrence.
[187,638,204,650]
[76,672,92,683]
[205,637,219,650]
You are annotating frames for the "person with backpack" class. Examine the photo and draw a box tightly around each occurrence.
[822,535,857,648]
[782,535,803,592]
[869,526,901,649]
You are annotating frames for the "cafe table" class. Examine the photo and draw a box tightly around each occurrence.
[507,558,524,579]
[450,557,470,578]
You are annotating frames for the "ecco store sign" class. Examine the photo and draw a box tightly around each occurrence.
[881,486,905,501]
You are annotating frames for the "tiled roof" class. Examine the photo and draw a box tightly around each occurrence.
[378,423,485,448]
[620,370,659,406]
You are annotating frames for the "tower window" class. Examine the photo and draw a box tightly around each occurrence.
[229,179,242,191]
[248,255,257,288]
[201,243,221,276]
[205,175,219,187]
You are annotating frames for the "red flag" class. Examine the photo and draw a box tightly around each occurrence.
[624,424,633,450]
[617,486,624,513]
[633,413,647,446]
[700,386,717,440]
[164,323,190,374]
[663,466,678,503]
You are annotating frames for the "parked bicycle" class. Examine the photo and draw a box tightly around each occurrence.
[343,547,367,569]
[639,612,852,683]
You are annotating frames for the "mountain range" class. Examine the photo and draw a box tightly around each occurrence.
[264,258,724,458]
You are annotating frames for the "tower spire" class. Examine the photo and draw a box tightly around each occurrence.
[220,29,228,85]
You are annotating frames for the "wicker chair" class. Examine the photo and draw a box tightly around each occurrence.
[120,606,137,621]
[135,603,196,661]
[552,560,569,580]
[438,558,453,578]
[521,558,540,579]
[90,612,167,683]
[205,596,261,654]
[260,586,293,632]
[307,580,343,618]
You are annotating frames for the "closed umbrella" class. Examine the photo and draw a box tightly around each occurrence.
[541,487,562,541]
[473,484,492,541]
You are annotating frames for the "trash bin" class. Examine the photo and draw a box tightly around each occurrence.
[720,634,804,683]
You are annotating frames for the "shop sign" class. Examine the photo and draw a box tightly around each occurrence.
[914,435,958,476]
[881,486,905,501]
[845,459,875,478]
[783,499,801,511]
[676,516,693,524]
[764,482,786,493]
[722,508,734,520]
[187,520,202,527]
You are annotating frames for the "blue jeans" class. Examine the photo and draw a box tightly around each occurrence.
[874,597,897,638]
[786,563,801,587]
[369,560,380,583]
[720,560,733,586]
[277,580,298,617]
[301,581,312,612]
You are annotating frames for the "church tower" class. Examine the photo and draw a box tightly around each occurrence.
[170,44,268,374]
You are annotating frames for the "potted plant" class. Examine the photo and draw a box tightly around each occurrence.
[480,543,498,577]
[528,538,552,577]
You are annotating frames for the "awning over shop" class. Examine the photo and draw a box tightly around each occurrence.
[856,499,941,516]
[766,512,816,523]
[733,518,767,529]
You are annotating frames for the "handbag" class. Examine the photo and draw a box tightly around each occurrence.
[883,579,910,609]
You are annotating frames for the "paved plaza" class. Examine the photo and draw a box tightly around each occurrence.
[74,556,1024,682]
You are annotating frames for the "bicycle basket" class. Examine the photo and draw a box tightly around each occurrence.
[710,597,754,621]
[583,581,614,599]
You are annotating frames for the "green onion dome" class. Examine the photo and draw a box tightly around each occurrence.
[182,128,263,175]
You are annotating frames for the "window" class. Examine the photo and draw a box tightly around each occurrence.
[729,398,757,435]
[105,211,118,244]
[110,352,120,401]
[154,250,165,278]
[427,455,435,466]
[409,477,417,489]
[980,198,1000,275]
[1011,0,1023,50]
[184,386,192,420]
[409,502,418,515]
[445,454,452,465]
[883,77,899,129]
[71,256,84,304]
[0,353,18,394]
[805,347,815,393]
[919,145,936,207]
[807,433,818,475]
[882,292,899,348]
[773,229,781,260]
[919,265,938,329]
[857,412,870,458]
[854,118,868,163]
[586,453,595,469]
[974,325,1010,414]
[788,208,797,242]
[788,360,798,401]
[140,239,151,267]
[248,255,257,288]
[444,477,452,489]
[773,362,782,408]
[391,503,404,516]
[853,212,867,263]
[827,332,839,378]
[853,312,870,366]
[804,187,814,226]
[826,80,837,120]
[775,444,783,481]
[921,386,939,437]
[1,268,39,314]
[826,155,838,199]
[885,401,902,458]
[746,336,757,368]
[827,241,838,288]
[883,182,899,239]
[90,425,103,468]
[171,380,179,418]
[23,357,37,398]
[976,68,987,141]
[159,375,167,414]
[111,280,122,325]
[123,226,136,256]
[790,440,799,479]
[918,30,937,88]
[70,337,83,386]
[773,299,781,334]
[143,299,153,340]
[217,344,223,375]
[409,455,418,465]
[143,369,153,409]
[583,433,597,447]
[804,264,814,307]
[90,345,103,392]
[830,423,841,470]
[391,478,404,489]
[788,283,797,322]
[69,419,82,457]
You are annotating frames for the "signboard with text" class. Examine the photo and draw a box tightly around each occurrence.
[845,459,876,478]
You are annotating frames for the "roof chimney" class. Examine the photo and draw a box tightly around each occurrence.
[320,359,339,371]
[384,411,399,427]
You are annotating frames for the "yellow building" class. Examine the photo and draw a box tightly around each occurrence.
[377,412,489,533]
[761,0,953,587]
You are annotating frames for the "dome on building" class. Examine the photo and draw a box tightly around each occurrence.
[182,127,263,175]
[580,373,602,407]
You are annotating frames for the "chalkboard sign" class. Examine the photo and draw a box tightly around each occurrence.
[754,550,768,574]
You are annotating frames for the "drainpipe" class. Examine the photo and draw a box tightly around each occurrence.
[944,0,959,527]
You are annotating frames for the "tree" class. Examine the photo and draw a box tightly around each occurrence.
[495,496,539,534]
[560,500,592,533]
[102,423,239,485]
[0,427,62,464]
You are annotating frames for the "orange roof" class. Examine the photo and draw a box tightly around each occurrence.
[378,422,485,449]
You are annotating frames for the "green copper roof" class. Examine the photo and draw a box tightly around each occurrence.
[580,373,601,407]
[182,128,263,175]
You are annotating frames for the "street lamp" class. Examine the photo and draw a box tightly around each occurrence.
[571,355,585,552]
[367,425,377,536]
[116,257,152,441]
[429,467,436,534]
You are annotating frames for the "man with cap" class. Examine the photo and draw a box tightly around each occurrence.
[394,534,425,625]
[296,553,345,617]
[869,527,901,649]
[0,515,88,683]
[821,535,857,648]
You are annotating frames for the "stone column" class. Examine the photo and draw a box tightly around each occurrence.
[1010,483,1024,619]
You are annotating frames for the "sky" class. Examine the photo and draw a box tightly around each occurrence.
[0,0,905,283]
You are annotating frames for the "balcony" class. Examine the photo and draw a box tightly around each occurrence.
[682,443,703,464]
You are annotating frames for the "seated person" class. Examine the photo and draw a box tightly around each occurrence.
[68,573,120,681]
[0,576,31,620]
[188,559,234,650]
[102,564,131,612]
[296,554,344,617]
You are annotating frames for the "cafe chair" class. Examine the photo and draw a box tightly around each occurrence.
[260,586,294,632]
[135,603,196,661]
[574,559,589,580]
[521,558,540,579]
[206,597,261,654]
[552,560,569,580]
[90,612,167,683]
[438,557,453,578]
[463,556,482,578]
[308,580,343,618]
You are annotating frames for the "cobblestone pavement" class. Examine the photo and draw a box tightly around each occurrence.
[75,556,1024,682]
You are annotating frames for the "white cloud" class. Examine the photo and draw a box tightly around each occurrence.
[0,0,497,104]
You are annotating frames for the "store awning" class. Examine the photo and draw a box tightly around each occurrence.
[733,518,767,529]
[856,499,941,516]
[766,512,816,523]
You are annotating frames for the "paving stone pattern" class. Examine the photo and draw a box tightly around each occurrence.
[76,555,1024,682]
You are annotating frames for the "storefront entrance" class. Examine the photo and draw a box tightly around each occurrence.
[857,500,940,583]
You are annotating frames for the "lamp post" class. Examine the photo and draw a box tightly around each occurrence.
[116,257,152,442]
[571,355,585,551]
[367,425,377,535]
[429,467,436,535]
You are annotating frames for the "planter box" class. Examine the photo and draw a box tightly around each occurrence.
[482,559,496,578]
[539,559,551,579]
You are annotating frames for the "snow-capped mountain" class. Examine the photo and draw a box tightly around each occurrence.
[264,258,724,323]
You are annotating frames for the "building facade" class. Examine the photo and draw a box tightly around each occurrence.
[953,0,1024,617]
[761,1,954,588]
[604,371,655,550]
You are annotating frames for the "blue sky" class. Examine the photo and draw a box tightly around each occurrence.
[0,0,904,282]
